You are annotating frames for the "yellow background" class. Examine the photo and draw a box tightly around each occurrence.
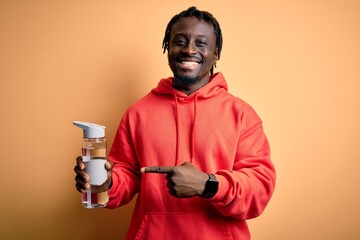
[1,0,359,239]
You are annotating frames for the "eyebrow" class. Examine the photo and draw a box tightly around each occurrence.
[172,33,209,39]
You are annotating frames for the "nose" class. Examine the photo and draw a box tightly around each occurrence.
[182,41,197,55]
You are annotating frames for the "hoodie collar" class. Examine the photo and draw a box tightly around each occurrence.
[151,72,228,99]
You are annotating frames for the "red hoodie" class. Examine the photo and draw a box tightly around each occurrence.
[107,72,276,240]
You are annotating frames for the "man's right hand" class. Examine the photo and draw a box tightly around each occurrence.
[74,156,113,193]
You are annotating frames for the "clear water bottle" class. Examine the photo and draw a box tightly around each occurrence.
[73,121,109,208]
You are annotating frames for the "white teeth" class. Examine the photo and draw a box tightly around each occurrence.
[180,61,199,66]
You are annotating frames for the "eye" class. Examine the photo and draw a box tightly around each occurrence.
[173,38,187,46]
[196,40,207,47]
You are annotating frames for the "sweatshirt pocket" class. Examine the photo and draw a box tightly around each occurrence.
[134,212,234,240]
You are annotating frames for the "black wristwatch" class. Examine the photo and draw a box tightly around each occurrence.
[200,174,219,198]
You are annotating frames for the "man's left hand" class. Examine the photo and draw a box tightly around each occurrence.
[141,162,209,198]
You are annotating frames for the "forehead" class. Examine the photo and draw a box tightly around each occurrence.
[170,16,216,39]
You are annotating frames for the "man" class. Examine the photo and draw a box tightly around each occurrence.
[75,6,276,239]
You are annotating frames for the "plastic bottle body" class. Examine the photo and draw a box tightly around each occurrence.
[81,137,109,208]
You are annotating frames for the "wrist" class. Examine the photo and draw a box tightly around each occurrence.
[200,174,219,198]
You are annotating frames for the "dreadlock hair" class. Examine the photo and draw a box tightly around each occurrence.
[162,6,223,76]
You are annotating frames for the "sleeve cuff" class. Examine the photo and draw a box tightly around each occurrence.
[210,174,230,202]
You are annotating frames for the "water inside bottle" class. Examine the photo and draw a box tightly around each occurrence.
[82,147,109,208]
[82,191,109,208]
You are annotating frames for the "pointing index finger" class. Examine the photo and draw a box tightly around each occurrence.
[141,166,174,174]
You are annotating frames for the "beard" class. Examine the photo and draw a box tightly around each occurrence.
[173,72,200,87]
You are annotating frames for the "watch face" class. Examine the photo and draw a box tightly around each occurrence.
[202,174,219,198]
[208,181,218,191]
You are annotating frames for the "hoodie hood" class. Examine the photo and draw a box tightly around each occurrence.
[150,72,228,165]
[151,72,228,100]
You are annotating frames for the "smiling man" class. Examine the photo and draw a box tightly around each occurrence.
[166,15,219,95]
[75,6,276,240]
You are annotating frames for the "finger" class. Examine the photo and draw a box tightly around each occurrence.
[105,161,113,170]
[74,164,89,181]
[165,175,171,182]
[105,161,113,181]
[74,165,84,175]
[75,171,89,184]
[168,188,177,197]
[166,181,174,189]
[141,166,175,174]
[75,174,90,192]
[76,156,85,170]
[76,182,90,193]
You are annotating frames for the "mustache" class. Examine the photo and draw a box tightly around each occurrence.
[176,53,204,63]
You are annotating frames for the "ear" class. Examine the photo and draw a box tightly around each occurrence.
[213,48,219,68]
[213,47,219,61]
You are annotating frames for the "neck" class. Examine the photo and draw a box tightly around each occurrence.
[172,75,210,95]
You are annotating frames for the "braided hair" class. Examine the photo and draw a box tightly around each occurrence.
[162,6,223,75]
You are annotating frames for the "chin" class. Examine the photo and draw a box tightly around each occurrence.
[173,72,199,86]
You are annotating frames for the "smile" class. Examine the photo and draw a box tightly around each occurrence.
[179,61,200,67]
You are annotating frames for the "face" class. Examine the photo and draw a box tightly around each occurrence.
[168,16,219,87]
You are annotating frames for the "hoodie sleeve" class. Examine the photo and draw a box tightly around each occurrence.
[209,107,276,220]
[106,113,141,209]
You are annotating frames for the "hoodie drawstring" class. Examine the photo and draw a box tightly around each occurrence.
[173,94,198,165]
[173,94,180,166]
[191,94,198,163]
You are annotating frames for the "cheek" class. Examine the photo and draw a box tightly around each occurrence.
[205,49,217,64]
[167,49,175,62]
[203,53,215,65]
[167,55,175,68]
[167,49,180,65]
[167,53,177,72]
